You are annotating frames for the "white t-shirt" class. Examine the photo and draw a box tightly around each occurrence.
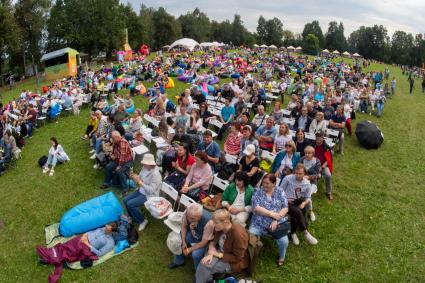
[274,134,292,152]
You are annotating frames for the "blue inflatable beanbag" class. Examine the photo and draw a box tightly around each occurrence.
[59,192,123,237]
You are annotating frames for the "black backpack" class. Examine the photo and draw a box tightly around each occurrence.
[38,155,48,167]
[127,224,139,245]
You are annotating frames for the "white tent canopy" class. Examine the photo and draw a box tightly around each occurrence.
[295,46,302,50]
[200,42,213,47]
[322,49,330,54]
[332,50,340,54]
[269,45,277,49]
[353,53,361,57]
[168,38,200,51]
[260,44,268,48]
[253,44,259,47]
[287,46,295,50]
[342,51,350,56]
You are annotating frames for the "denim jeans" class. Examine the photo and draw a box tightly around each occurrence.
[92,136,103,153]
[104,160,132,188]
[376,102,384,117]
[27,121,35,137]
[123,190,147,224]
[249,225,289,260]
[46,153,67,168]
[174,231,206,269]
[360,100,368,113]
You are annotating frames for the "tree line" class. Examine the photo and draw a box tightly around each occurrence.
[1,0,425,78]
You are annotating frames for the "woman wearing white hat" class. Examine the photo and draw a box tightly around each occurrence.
[123,153,162,231]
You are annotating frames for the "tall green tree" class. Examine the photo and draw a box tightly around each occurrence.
[256,16,267,44]
[303,34,319,55]
[410,34,425,67]
[0,0,21,82]
[151,7,181,49]
[231,14,248,46]
[282,30,294,46]
[264,17,284,46]
[391,31,414,65]
[324,21,347,51]
[256,16,284,46]
[347,25,389,61]
[302,20,324,48]
[139,4,155,47]
[47,0,126,59]
[14,0,50,72]
[119,3,144,49]
[178,8,210,43]
[211,20,233,44]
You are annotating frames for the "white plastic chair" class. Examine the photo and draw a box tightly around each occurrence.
[161,182,179,210]
[209,174,229,194]
[225,154,238,164]
[261,150,276,162]
[178,194,197,210]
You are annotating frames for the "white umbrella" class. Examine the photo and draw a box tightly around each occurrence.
[342,51,350,56]
[322,49,330,54]
[332,50,340,54]
[353,53,361,58]
[287,46,295,50]
[260,44,268,48]
[269,45,278,49]
[253,44,259,47]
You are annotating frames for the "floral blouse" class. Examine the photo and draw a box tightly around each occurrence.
[250,186,288,232]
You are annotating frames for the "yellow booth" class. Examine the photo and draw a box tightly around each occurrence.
[40,47,79,80]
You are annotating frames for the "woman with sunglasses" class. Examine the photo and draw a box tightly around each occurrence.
[270,140,300,180]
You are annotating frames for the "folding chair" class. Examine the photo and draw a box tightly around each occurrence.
[224,153,238,165]
[178,194,197,211]
[208,174,229,194]
[209,118,223,130]
[161,182,179,210]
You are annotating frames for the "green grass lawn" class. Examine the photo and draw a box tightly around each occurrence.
[1,62,425,283]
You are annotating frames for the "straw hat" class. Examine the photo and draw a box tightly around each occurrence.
[166,231,182,255]
[141,153,156,166]
[164,212,184,234]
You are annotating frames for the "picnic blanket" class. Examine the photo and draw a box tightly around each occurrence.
[45,223,139,269]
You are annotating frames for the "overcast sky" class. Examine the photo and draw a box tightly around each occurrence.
[126,0,424,36]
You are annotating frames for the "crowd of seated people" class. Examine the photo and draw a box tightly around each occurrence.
[1,47,398,282]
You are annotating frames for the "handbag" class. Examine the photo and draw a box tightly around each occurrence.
[165,172,186,191]
[267,221,291,240]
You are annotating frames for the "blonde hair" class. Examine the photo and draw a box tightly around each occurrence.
[286,140,296,153]
[212,209,231,223]
[304,145,315,154]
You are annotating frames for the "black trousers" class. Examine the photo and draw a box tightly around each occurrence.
[288,203,308,233]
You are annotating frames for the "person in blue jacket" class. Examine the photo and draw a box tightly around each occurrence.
[270,140,300,182]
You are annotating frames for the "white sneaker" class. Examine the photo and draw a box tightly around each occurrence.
[89,149,95,154]
[42,167,50,174]
[138,220,148,231]
[291,233,300,246]
[305,231,318,245]
[93,164,99,169]
[49,169,55,177]
[90,154,96,160]
[310,211,316,222]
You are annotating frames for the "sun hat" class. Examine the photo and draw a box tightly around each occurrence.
[243,144,256,156]
[141,153,156,166]
[166,231,182,255]
[164,212,184,234]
